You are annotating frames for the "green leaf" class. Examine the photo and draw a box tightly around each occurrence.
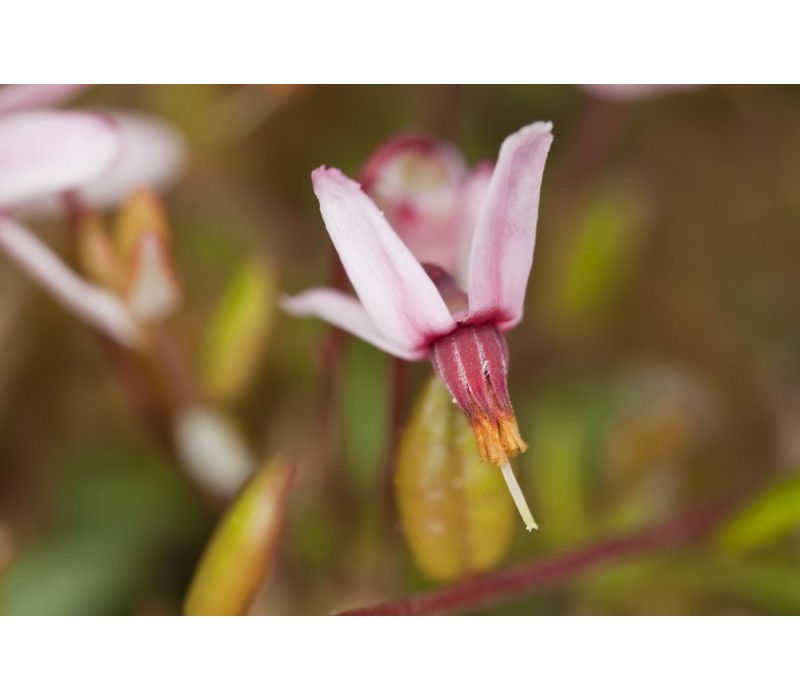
[1,449,204,615]
[202,259,276,403]
[556,185,644,329]
[342,342,389,493]
[184,457,293,616]
[394,374,514,582]
[719,475,800,553]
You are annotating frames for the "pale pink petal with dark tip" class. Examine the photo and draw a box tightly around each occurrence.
[0,110,119,208]
[280,287,426,361]
[0,216,139,346]
[466,121,553,331]
[312,166,455,351]
[0,84,87,115]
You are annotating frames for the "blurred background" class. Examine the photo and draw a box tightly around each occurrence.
[2,84,800,615]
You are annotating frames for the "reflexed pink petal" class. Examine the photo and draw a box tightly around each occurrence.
[280,287,427,360]
[0,216,139,346]
[455,161,492,287]
[0,110,119,208]
[0,84,87,115]
[78,111,187,208]
[312,166,455,350]
[582,84,703,102]
[467,122,553,331]
[361,133,466,271]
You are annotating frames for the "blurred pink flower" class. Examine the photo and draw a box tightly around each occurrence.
[0,84,187,345]
[581,84,704,102]
[283,122,553,529]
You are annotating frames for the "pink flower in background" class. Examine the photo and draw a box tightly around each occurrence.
[283,122,554,530]
[581,84,704,102]
[359,133,489,277]
[0,84,187,345]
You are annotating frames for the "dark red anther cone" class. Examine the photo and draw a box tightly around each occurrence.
[430,322,528,465]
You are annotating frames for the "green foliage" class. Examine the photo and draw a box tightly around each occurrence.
[395,375,514,582]
[2,450,205,615]
[719,475,800,553]
[556,185,644,329]
[342,342,389,493]
[202,259,276,404]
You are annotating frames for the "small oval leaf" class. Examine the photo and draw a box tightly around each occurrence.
[184,457,294,616]
[201,259,276,403]
[394,374,514,582]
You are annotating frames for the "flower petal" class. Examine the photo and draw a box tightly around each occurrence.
[0,216,139,346]
[312,166,455,350]
[581,84,703,102]
[0,110,119,208]
[466,122,553,331]
[0,84,87,115]
[361,133,466,272]
[455,162,492,287]
[280,287,426,360]
[173,406,255,498]
[13,112,187,218]
[78,111,187,208]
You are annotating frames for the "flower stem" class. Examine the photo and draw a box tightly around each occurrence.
[338,495,738,615]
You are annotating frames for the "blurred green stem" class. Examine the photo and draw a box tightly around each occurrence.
[339,495,739,615]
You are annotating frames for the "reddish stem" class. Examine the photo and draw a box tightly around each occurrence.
[380,357,408,519]
[339,497,736,615]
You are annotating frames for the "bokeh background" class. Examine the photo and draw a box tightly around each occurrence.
[2,84,800,615]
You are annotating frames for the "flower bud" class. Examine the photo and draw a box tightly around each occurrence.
[125,229,182,323]
[75,214,126,292]
[114,188,171,263]
[114,189,181,323]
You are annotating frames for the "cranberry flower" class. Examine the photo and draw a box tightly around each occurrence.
[283,122,553,530]
[0,84,186,345]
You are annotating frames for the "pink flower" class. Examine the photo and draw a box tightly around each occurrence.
[0,85,186,345]
[581,84,704,102]
[283,122,554,530]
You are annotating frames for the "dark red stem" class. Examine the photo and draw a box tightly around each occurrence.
[339,497,736,615]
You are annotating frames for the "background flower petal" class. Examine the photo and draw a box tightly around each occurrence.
[0,84,87,115]
[581,84,704,102]
[455,162,493,287]
[78,111,187,208]
[467,122,553,330]
[361,133,466,272]
[0,216,139,346]
[0,110,119,208]
[280,287,426,360]
[312,166,455,351]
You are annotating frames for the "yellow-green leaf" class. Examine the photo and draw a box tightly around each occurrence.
[719,475,800,553]
[555,185,644,330]
[183,457,293,616]
[394,374,514,582]
[202,259,276,403]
